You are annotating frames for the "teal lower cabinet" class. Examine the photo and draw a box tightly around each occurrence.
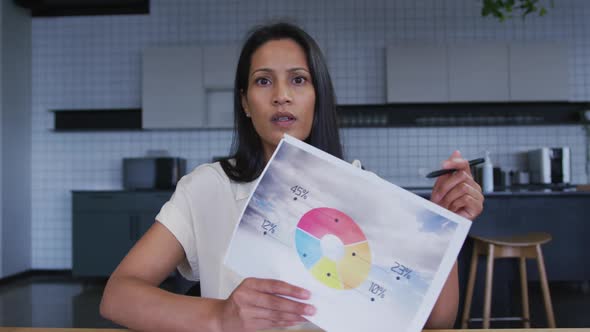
[72,191,172,277]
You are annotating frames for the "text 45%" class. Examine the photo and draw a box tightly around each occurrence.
[290,185,309,200]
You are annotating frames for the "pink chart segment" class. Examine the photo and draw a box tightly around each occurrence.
[296,207,367,244]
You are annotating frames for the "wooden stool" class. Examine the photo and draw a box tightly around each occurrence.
[461,232,556,329]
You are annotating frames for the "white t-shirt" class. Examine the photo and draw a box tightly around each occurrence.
[156,162,256,299]
[156,159,364,299]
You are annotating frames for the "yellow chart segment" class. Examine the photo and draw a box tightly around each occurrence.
[308,241,371,290]
[338,241,371,289]
[310,257,343,289]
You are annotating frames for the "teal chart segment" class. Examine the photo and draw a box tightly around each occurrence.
[295,228,323,269]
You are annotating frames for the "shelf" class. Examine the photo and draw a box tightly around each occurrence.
[51,102,590,131]
[337,102,589,127]
[18,0,150,17]
[52,109,141,131]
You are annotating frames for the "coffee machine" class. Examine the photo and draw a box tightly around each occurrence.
[528,147,571,185]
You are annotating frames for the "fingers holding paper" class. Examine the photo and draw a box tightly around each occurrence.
[216,277,314,332]
[430,151,484,220]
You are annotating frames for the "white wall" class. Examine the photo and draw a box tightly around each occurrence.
[1,0,32,277]
[30,0,589,269]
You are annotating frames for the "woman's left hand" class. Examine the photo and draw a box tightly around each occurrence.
[431,151,484,220]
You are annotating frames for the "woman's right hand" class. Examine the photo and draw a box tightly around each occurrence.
[215,277,316,332]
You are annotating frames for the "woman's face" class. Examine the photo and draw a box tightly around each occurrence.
[241,38,316,161]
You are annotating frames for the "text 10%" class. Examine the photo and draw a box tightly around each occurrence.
[368,281,387,301]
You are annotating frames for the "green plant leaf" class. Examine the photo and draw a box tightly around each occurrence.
[539,7,547,16]
[482,0,551,21]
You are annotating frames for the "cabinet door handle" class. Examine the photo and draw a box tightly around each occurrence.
[129,216,136,241]
[91,195,113,200]
[134,217,140,240]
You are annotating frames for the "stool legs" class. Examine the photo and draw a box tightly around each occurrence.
[483,244,495,329]
[461,245,480,328]
[519,257,531,328]
[535,244,556,328]
[463,234,555,329]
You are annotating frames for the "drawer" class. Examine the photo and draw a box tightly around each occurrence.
[73,192,136,212]
[131,192,173,212]
[73,191,173,212]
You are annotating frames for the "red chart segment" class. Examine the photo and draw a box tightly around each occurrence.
[296,207,367,245]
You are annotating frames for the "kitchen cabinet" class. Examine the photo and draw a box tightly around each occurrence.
[142,47,205,129]
[386,45,448,103]
[206,90,234,128]
[386,43,568,103]
[509,43,569,101]
[203,45,239,90]
[73,213,133,277]
[72,191,172,277]
[448,43,509,102]
[142,45,238,129]
[203,45,239,128]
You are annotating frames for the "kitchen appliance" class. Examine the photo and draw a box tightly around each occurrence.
[510,170,529,185]
[123,157,186,190]
[528,147,571,184]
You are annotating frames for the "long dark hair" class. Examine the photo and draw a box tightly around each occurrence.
[220,22,343,182]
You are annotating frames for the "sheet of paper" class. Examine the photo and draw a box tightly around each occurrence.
[224,134,471,332]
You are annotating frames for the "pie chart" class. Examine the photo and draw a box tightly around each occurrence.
[295,207,371,290]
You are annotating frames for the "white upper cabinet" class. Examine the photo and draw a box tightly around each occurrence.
[203,45,239,128]
[386,45,448,103]
[386,43,569,103]
[509,43,569,101]
[142,45,239,129]
[142,47,204,129]
[203,45,239,89]
[206,90,235,128]
[448,43,509,102]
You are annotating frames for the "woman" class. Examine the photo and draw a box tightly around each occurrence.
[100,22,484,332]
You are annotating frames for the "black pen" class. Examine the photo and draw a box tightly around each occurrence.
[425,158,485,178]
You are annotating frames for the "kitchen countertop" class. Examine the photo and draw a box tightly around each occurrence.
[405,187,590,197]
[0,328,588,332]
[71,188,590,196]
[480,190,590,196]
[71,189,174,193]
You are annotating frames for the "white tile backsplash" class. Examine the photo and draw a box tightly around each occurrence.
[31,0,590,268]
[341,125,587,188]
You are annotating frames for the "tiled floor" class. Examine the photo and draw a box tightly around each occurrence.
[0,272,588,329]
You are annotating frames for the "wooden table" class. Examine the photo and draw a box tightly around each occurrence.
[0,328,588,332]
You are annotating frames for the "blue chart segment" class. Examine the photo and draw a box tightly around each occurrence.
[295,229,322,269]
